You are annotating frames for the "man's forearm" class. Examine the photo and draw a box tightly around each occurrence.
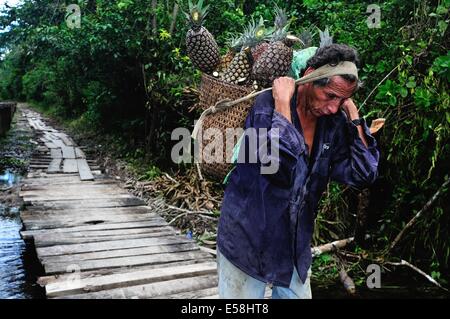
[275,101,292,123]
[346,107,368,148]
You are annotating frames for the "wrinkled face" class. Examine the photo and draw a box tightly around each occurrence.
[306,75,357,117]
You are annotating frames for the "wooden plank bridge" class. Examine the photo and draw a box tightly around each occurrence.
[18,105,222,299]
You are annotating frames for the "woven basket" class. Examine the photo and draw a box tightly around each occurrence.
[196,73,256,181]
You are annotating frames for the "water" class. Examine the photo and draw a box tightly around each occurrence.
[0,170,44,299]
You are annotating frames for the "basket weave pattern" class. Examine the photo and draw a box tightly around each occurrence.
[197,74,256,181]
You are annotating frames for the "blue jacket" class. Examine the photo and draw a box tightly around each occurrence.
[217,90,380,287]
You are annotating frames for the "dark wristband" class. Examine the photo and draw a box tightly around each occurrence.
[351,118,363,126]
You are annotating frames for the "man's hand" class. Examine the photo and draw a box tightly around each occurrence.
[272,77,295,123]
[341,98,369,148]
[341,98,359,121]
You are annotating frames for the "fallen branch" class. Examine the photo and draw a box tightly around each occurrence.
[199,246,217,256]
[333,254,356,295]
[164,173,177,184]
[195,163,204,181]
[339,268,356,295]
[389,178,450,253]
[165,203,215,216]
[311,237,354,257]
[385,260,448,291]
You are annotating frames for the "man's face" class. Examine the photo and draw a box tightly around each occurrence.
[306,75,357,117]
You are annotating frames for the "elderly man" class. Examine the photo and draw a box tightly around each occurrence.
[216,44,380,299]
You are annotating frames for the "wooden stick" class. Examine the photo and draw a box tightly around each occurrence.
[311,237,354,257]
[389,178,450,252]
[333,254,356,295]
[385,260,448,291]
[195,162,204,181]
[339,268,356,295]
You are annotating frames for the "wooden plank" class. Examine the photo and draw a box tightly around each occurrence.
[51,139,66,149]
[47,159,62,173]
[50,148,62,159]
[45,142,57,149]
[22,179,116,188]
[38,258,215,286]
[57,274,218,299]
[56,133,74,146]
[40,243,199,264]
[21,216,167,239]
[46,262,217,297]
[44,250,212,275]
[25,197,145,210]
[61,146,76,159]
[22,222,172,238]
[32,226,175,240]
[22,193,133,203]
[21,183,124,194]
[77,159,94,181]
[22,215,163,231]
[32,230,177,247]
[21,209,157,221]
[20,187,126,198]
[36,237,193,257]
[22,213,163,226]
[21,205,155,217]
[63,159,78,173]
[75,148,85,159]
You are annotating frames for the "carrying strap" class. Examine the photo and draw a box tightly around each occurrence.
[192,61,358,139]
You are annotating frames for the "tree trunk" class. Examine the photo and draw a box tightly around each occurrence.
[169,3,179,35]
[152,0,158,36]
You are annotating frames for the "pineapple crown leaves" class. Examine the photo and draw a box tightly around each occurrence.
[243,16,271,46]
[319,26,333,48]
[273,3,289,30]
[226,34,244,52]
[270,4,294,42]
[182,0,209,28]
[270,24,289,42]
[297,26,318,48]
[229,17,271,50]
[254,16,269,41]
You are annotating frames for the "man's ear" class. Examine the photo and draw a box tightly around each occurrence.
[303,66,315,75]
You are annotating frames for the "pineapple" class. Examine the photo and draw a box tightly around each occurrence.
[184,0,220,74]
[251,5,299,88]
[217,35,243,72]
[243,17,272,61]
[220,47,253,85]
